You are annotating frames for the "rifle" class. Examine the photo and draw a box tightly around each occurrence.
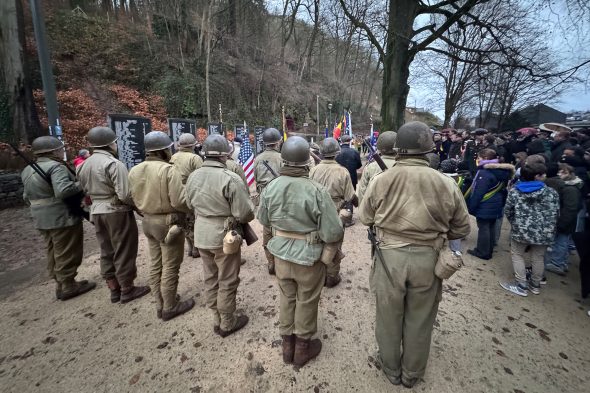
[363,140,388,171]
[367,226,395,287]
[262,160,279,179]
[10,144,90,221]
[310,150,322,164]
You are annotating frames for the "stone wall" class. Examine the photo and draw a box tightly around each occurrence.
[0,170,24,209]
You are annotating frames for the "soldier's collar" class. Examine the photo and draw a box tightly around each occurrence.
[203,160,226,168]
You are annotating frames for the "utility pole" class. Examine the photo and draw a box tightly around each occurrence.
[30,0,62,141]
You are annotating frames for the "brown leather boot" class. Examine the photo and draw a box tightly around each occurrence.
[325,274,341,288]
[161,299,195,321]
[218,315,249,338]
[282,335,296,364]
[156,294,181,319]
[106,278,121,303]
[55,282,62,300]
[292,336,322,367]
[60,280,96,301]
[120,286,150,304]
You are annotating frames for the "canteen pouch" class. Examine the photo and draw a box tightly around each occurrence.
[223,230,242,254]
[164,225,183,244]
[434,252,464,280]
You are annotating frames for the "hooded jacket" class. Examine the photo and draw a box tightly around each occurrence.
[467,162,514,219]
[505,181,559,245]
[546,176,583,234]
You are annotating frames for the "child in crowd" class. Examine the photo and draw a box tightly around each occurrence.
[544,163,584,275]
[500,163,559,296]
[466,149,514,260]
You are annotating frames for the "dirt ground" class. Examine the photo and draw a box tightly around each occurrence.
[0,206,589,393]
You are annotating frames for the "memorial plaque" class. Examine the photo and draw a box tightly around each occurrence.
[254,126,265,154]
[207,123,223,136]
[107,114,151,169]
[168,118,196,152]
[234,124,246,139]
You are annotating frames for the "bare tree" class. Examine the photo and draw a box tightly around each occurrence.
[0,0,41,143]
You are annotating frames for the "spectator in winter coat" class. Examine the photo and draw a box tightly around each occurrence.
[336,135,362,189]
[466,149,515,260]
[544,163,584,275]
[447,130,463,160]
[73,149,90,168]
[551,131,573,163]
[560,148,589,232]
[500,163,559,297]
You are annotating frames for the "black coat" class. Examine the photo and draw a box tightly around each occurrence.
[545,177,581,234]
[336,145,362,187]
[551,140,573,162]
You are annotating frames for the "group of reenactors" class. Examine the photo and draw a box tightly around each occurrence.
[21,121,470,386]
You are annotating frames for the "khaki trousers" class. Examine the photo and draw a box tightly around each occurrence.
[262,225,275,266]
[326,239,344,279]
[183,212,196,251]
[142,214,184,312]
[370,245,442,380]
[275,258,326,339]
[40,221,83,285]
[94,211,138,287]
[199,247,241,331]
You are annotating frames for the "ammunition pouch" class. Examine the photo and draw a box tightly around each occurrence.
[434,252,464,280]
[223,230,242,254]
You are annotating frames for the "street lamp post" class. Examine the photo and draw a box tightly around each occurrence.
[327,102,333,137]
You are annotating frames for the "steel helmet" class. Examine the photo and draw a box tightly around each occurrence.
[281,136,310,167]
[262,128,282,145]
[202,134,230,157]
[394,121,435,155]
[178,133,197,148]
[376,131,397,155]
[320,137,340,158]
[144,131,173,152]
[87,126,117,147]
[31,136,64,155]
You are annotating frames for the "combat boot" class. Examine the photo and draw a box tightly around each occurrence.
[120,285,151,304]
[192,247,200,258]
[156,294,181,319]
[292,337,322,367]
[55,282,62,300]
[60,279,96,301]
[106,278,121,303]
[268,263,276,275]
[325,274,341,288]
[282,334,295,364]
[161,298,196,321]
[218,315,249,338]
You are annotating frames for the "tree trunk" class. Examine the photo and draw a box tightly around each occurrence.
[205,3,213,122]
[380,0,418,130]
[0,0,42,143]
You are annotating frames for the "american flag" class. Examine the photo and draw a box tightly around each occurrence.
[238,122,255,186]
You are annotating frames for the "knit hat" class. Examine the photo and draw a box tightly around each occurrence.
[440,159,458,174]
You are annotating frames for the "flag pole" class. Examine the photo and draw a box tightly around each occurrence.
[282,105,287,141]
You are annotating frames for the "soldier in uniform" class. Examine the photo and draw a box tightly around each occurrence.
[185,135,255,337]
[253,128,283,275]
[22,136,96,300]
[258,136,344,367]
[77,127,150,303]
[129,131,194,321]
[357,131,397,203]
[359,121,470,388]
[309,137,356,288]
[170,133,204,258]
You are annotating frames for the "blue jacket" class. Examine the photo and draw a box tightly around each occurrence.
[467,163,514,219]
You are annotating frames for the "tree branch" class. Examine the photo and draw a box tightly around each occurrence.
[337,0,385,61]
